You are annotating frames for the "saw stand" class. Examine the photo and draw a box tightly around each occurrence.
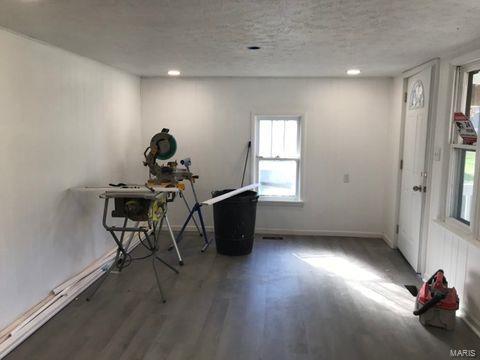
[172,158,213,252]
[87,187,182,303]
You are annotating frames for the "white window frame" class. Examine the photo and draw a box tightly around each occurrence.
[446,61,480,236]
[252,114,304,204]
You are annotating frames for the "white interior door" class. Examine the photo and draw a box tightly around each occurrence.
[398,68,431,272]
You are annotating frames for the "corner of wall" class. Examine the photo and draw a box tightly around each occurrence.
[383,76,404,247]
[382,233,395,249]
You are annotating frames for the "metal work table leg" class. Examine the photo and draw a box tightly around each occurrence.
[87,218,129,301]
[92,195,181,303]
[180,191,203,237]
[165,214,183,265]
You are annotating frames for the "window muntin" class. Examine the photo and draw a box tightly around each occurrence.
[255,116,301,201]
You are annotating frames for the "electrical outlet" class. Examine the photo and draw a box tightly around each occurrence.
[434,147,442,161]
[343,174,350,183]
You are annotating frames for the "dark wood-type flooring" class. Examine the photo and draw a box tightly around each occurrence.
[6,234,480,360]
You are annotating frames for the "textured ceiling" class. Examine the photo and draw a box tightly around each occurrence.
[1,0,480,77]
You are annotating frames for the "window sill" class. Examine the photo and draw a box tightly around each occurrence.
[451,143,476,150]
[444,217,472,233]
[434,219,480,249]
[258,199,304,207]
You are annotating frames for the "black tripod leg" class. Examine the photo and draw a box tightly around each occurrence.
[196,205,212,252]
[155,256,180,274]
[154,216,165,245]
[152,249,167,303]
[86,261,115,301]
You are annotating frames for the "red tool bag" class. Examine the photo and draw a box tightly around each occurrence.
[414,270,459,330]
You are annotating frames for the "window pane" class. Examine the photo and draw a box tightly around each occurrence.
[258,160,297,197]
[284,120,298,157]
[259,120,272,157]
[271,121,285,157]
[454,149,475,224]
[468,72,480,133]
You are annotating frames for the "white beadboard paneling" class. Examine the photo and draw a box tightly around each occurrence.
[425,222,445,276]
[426,222,478,330]
[0,28,141,330]
[441,231,450,273]
[455,239,468,299]
[464,244,480,327]
[446,232,457,282]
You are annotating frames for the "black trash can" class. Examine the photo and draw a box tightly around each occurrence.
[212,189,259,256]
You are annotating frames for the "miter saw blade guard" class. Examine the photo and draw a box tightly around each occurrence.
[143,129,196,187]
[150,128,177,160]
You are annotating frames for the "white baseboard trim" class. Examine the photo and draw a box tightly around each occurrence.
[382,234,395,249]
[255,228,384,238]
[0,238,141,359]
[169,224,385,239]
[462,310,480,339]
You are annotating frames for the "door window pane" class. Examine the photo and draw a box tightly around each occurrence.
[258,160,297,196]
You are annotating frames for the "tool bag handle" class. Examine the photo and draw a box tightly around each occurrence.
[413,269,448,316]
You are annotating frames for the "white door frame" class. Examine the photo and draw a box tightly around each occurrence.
[394,58,440,275]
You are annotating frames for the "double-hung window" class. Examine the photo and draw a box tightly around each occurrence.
[253,115,302,202]
[448,66,480,227]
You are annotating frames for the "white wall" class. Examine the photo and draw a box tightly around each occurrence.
[0,28,142,329]
[141,77,393,236]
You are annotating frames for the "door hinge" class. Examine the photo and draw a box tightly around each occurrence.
[396,224,399,234]
[404,92,408,103]
[400,159,403,170]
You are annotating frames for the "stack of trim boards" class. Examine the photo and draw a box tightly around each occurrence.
[0,234,142,359]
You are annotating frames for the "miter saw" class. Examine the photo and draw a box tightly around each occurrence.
[142,128,213,251]
[88,128,212,304]
[143,128,197,187]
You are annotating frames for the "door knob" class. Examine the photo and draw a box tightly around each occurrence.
[413,185,422,192]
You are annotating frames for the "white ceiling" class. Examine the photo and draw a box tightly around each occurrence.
[1,0,480,77]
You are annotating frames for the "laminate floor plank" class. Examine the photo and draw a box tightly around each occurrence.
[5,235,479,360]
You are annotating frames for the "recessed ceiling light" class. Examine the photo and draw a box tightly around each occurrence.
[347,69,361,75]
[168,70,181,76]
[247,46,261,50]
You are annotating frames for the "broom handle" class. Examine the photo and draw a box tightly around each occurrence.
[241,141,251,187]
